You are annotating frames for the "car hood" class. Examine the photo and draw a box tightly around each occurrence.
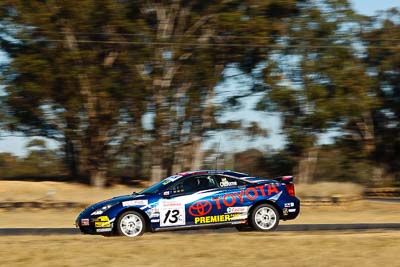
[86,194,149,211]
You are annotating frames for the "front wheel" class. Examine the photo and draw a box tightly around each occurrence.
[116,211,146,237]
[250,204,280,231]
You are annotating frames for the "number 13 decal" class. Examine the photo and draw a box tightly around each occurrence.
[163,209,180,224]
[159,201,186,227]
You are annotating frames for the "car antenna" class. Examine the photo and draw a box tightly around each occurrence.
[215,138,221,170]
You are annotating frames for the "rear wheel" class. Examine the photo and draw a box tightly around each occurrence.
[116,211,146,237]
[250,204,280,231]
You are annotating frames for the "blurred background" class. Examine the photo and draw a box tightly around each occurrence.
[0,0,399,189]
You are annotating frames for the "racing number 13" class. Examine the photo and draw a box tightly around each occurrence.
[163,209,180,224]
[159,201,185,227]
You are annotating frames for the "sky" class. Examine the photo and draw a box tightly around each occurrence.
[0,0,399,157]
[352,0,399,15]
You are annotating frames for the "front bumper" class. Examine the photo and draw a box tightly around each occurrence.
[76,216,114,235]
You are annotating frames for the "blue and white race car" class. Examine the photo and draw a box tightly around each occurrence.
[76,170,300,237]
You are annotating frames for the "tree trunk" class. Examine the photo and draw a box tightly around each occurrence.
[64,136,79,178]
[151,165,165,184]
[356,112,376,155]
[356,112,387,185]
[63,28,110,187]
[90,168,107,187]
[297,147,319,184]
[191,137,203,170]
[133,144,144,179]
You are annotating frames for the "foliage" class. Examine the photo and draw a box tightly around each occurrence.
[0,1,399,186]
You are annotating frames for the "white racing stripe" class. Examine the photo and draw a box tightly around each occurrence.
[140,190,223,210]
[268,191,282,201]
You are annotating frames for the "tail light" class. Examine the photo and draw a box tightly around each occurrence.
[285,183,295,196]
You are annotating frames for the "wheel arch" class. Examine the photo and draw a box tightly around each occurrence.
[114,207,153,233]
[248,200,282,219]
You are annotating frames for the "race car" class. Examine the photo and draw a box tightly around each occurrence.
[76,170,300,237]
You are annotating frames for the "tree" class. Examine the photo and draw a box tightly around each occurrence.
[132,0,302,180]
[1,1,149,186]
[257,0,378,183]
[361,8,400,184]
[1,0,303,185]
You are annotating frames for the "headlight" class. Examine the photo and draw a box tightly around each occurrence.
[91,203,117,216]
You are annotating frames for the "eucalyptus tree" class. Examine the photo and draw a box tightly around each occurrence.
[1,1,149,186]
[133,0,302,180]
[0,0,311,185]
[361,8,400,183]
[258,0,378,183]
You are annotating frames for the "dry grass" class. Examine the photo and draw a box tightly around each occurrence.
[1,232,400,267]
[296,182,364,197]
[0,180,141,203]
[1,181,399,267]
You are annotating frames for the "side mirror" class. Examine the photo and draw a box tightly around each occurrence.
[162,191,171,198]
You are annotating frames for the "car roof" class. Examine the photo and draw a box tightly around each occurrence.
[176,170,250,178]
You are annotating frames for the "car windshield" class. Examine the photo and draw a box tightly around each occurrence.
[138,174,182,195]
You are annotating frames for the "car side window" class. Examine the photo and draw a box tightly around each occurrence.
[167,175,218,194]
[215,175,246,188]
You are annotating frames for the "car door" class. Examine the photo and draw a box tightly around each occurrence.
[211,175,250,223]
[158,175,220,228]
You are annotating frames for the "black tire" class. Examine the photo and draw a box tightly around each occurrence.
[116,211,146,237]
[250,204,280,231]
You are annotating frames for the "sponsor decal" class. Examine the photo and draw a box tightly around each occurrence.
[288,209,296,213]
[188,185,280,217]
[122,199,148,207]
[194,214,231,224]
[188,200,213,216]
[227,206,249,213]
[284,202,295,208]
[283,208,289,216]
[151,208,159,213]
[160,200,182,208]
[194,213,242,224]
[166,175,182,182]
[162,180,172,185]
[94,216,111,228]
[212,185,279,210]
[232,220,247,225]
[220,181,237,187]
[96,228,112,233]
[81,218,89,226]
[147,207,160,219]
[151,219,160,223]
[149,213,160,219]
[159,200,185,227]
[230,213,247,220]
[219,177,237,187]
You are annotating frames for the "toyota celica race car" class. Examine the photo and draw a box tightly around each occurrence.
[76,170,300,237]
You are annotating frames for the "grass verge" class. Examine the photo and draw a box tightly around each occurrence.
[1,232,400,267]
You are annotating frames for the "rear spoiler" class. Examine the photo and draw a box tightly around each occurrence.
[274,176,294,184]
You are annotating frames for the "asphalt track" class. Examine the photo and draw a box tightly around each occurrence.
[1,223,400,236]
